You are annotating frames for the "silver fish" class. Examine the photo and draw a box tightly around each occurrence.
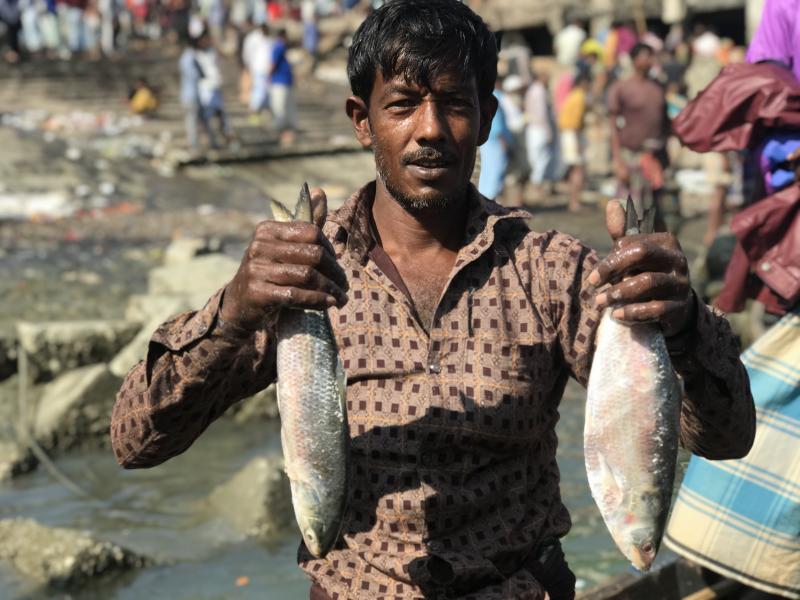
[271,183,348,558]
[584,198,683,572]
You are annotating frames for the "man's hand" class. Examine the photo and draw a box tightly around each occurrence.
[589,200,694,338]
[219,188,348,331]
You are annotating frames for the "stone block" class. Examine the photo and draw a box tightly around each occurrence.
[0,518,148,591]
[33,364,122,453]
[147,254,238,299]
[229,385,279,423]
[16,320,139,382]
[163,238,209,265]
[207,455,293,540]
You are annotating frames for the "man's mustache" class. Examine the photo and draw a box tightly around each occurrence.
[401,148,456,166]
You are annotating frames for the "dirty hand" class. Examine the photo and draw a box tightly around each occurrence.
[220,188,348,331]
[589,200,694,339]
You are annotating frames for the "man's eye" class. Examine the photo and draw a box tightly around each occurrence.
[389,99,416,109]
[448,98,473,108]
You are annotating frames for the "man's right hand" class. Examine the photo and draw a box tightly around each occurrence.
[219,188,348,331]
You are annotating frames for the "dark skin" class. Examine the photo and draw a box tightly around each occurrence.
[610,49,655,186]
[220,66,694,347]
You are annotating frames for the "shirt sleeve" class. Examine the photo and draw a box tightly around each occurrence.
[110,288,277,469]
[669,301,756,460]
[549,235,755,460]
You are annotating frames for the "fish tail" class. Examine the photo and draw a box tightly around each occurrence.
[269,182,314,224]
[270,198,294,223]
[293,182,313,223]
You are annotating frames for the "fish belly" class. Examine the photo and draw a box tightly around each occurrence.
[275,308,348,557]
[584,309,682,570]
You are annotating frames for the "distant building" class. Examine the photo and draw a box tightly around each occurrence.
[469,0,763,47]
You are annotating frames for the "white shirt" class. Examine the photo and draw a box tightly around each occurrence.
[196,48,222,105]
[554,24,586,66]
[242,29,273,77]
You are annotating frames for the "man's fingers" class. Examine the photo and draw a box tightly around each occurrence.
[255,220,323,245]
[250,240,349,292]
[605,199,627,242]
[596,272,689,308]
[247,262,347,305]
[588,241,686,286]
[610,299,687,325]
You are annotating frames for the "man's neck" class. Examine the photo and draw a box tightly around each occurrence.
[370,179,468,259]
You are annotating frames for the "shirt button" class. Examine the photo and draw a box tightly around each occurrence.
[428,363,441,374]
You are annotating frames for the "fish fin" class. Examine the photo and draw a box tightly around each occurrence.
[595,452,625,513]
[335,355,347,418]
[293,182,313,223]
[270,198,294,223]
[625,194,640,236]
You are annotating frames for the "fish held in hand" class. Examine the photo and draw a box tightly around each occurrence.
[584,198,683,572]
[272,183,348,558]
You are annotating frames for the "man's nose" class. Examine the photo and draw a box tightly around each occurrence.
[414,99,447,143]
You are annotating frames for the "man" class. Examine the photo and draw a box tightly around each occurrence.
[270,28,298,146]
[553,16,585,67]
[178,33,205,154]
[478,77,512,201]
[111,2,755,598]
[557,73,590,213]
[242,22,273,123]
[607,43,670,220]
[524,67,556,201]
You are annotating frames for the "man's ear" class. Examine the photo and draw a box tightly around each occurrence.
[477,94,498,146]
[346,96,373,149]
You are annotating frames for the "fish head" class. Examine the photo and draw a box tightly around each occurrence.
[291,479,341,558]
[628,530,659,572]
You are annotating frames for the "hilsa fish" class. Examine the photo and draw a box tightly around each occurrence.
[584,198,683,572]
[271,183,348,558]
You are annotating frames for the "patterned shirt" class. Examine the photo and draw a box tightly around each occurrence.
[111,183,755,600]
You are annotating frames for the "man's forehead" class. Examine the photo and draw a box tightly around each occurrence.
[374,70,479,96]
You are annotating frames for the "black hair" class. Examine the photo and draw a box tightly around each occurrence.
[630,43,655,60]
[347,0,498,105]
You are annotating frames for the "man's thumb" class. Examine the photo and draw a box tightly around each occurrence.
[310,187,328,229]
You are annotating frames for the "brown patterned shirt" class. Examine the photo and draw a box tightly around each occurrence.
[111,183,754,600]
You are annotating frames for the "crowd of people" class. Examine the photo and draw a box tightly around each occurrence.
[477,18,749,249]
[0,0,374,63]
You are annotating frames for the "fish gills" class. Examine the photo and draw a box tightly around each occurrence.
[271,184,348,558]
[585,309,682,572]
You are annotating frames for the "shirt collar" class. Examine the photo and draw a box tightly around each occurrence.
[326,180,529,264]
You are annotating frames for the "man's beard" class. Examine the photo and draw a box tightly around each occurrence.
[371,132,473,212]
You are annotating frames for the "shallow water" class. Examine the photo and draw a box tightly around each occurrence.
[0,379,646,599]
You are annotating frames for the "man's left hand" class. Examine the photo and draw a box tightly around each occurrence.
[588,200,694,339]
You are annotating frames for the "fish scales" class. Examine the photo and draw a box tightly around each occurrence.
[272,184,348,558]
[584,198,683,572]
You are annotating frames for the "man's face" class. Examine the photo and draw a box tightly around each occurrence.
[634,50,654,73]
[357,70,494,211]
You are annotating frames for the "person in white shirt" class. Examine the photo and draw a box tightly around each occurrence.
[554,17,586,66]
[242,22,274,122]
